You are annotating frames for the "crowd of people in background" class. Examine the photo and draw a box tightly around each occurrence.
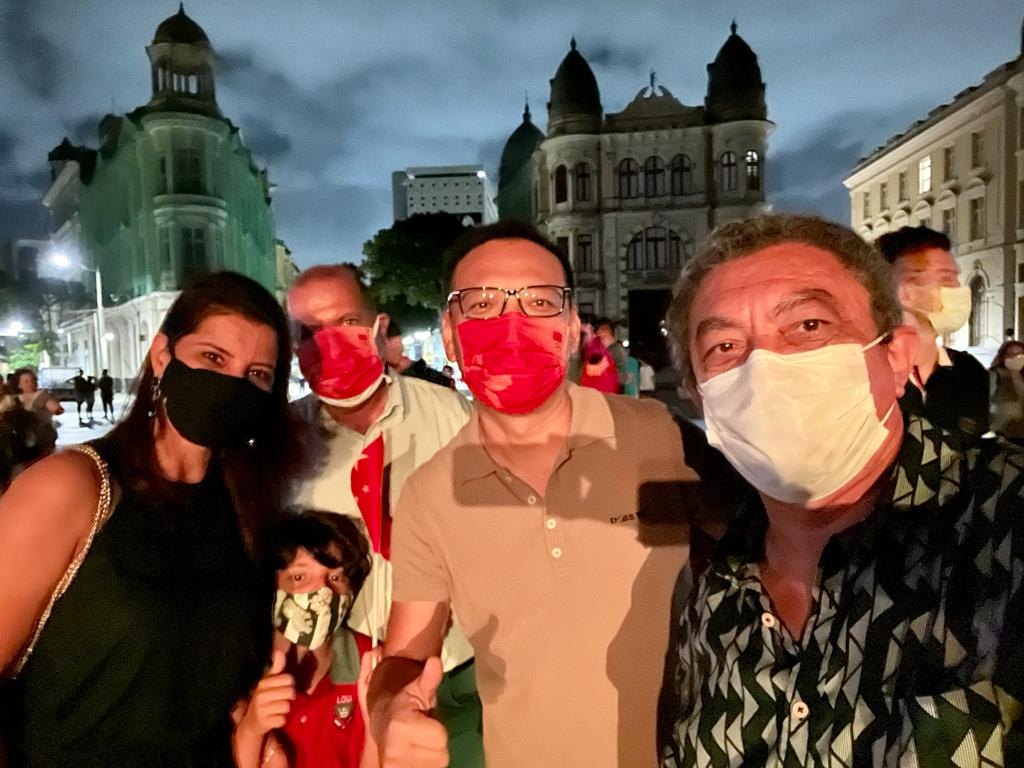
[0,367,119,492]
[2,217,1024,767]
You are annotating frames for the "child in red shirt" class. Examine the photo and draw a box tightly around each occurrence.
[234,511,381,768]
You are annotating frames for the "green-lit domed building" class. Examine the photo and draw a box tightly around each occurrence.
[44,5,286,382]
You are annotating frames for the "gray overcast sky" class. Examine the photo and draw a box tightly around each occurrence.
[1,0,1022,269]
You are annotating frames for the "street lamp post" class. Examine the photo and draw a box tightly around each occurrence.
[49,251,108,371]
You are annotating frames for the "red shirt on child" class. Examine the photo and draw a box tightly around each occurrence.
[280,631,373,768]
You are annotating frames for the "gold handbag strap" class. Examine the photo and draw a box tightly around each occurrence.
[11,443,114,677]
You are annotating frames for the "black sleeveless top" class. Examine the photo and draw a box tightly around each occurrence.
[11,441,271,768]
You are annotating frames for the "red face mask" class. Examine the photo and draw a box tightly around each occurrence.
[297,322,385,407]
[456,313,567,415]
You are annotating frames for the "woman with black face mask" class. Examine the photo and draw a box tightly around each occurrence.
[0,272,310,768]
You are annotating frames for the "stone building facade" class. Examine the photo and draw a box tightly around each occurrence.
[496,25,772,355]
[844,37,1024,354]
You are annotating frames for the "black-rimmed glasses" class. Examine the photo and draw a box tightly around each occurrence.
[446,285,573,320]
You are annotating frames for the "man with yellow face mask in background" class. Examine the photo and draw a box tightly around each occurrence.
[877,226,989,443]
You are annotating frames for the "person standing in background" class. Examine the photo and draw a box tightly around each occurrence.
[595,318,631,392]
[14,368,62,459]
[84,376,98,426]
[624,355,640,397]
[989,339,1024,443]
[70,369,89,427]
[876,226,988,443]
[98,369,115,421]
[639,358,656,397]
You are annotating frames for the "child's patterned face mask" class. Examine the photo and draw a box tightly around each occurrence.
[273,585,351,650]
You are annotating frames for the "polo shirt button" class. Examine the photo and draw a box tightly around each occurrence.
[761,612,777,629]
[551,547,563,559]
[546,518,557,530]
[791,701,809,720]
[299,714,308,724]
[527,494,538,505]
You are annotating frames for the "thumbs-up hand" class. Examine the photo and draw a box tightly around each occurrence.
[379,657,449,768]
[240,650,296,738]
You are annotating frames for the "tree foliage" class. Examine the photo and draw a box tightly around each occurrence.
[361,213,469,317]
[0,274,88,362]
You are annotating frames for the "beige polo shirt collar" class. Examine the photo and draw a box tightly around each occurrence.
[452,383,618,488]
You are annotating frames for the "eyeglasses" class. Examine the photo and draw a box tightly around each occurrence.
[446,285,573,320]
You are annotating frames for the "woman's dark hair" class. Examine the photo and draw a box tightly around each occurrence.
[991,340,1024,371]
[103,271,310,559]
[269,511,372,597]
[12,367,37,392]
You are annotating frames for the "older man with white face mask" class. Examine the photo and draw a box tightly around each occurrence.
[662,215,1024,768]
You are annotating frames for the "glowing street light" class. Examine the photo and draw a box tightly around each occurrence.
[49,252,72,270]
[47,249,108,370]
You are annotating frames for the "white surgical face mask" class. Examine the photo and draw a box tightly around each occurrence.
[698,336,893,505]
[926,286,971,336]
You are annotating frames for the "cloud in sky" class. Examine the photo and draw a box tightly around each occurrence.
[0,0,1021,267]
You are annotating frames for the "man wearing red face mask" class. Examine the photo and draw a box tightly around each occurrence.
[286,264,483,767]
[367,222,697,768]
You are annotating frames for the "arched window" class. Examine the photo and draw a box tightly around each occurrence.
[719,151,738,192]
[670,154,693,195]
[554,165,568,204]
[969,274,986,346]
[618,158,640,199]
[574,163,591,202]
[644,156,666,197]
[626,227,695,272]
[668,231,694,269]
[745,150,761,191]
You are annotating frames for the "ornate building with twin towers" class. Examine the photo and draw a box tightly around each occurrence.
[496,24,772,356]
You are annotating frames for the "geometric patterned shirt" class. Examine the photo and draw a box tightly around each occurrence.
[664,416,1024,767]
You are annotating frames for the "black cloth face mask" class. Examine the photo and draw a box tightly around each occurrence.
[160,357,273,448]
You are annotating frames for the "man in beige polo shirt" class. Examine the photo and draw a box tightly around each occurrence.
[367,222,695,768]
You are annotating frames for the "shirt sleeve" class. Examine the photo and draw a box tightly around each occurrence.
[390,474,451,604]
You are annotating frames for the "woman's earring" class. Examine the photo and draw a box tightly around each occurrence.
[148,376,162,418]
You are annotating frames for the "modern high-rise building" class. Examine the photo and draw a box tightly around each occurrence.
[392,165,497,224]
[43,5,280,382]
[844,29,1024,353]
[495,25,772,357]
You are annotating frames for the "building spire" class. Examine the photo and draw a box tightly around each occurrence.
[524,91,531,121]
[179,1,185,13]
[730,19,738,35]
[570,36,577,51]
[649,69,657,91]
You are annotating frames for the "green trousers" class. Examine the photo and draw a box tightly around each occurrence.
[436,660,485,767]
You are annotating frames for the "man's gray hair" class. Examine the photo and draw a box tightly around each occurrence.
[667,214,903,385]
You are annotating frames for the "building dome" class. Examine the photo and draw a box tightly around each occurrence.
[499,102,544,186]
[496,101,545,222]
[705,21,767,123]
[153,4,210,45]
[547,38,602,135]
